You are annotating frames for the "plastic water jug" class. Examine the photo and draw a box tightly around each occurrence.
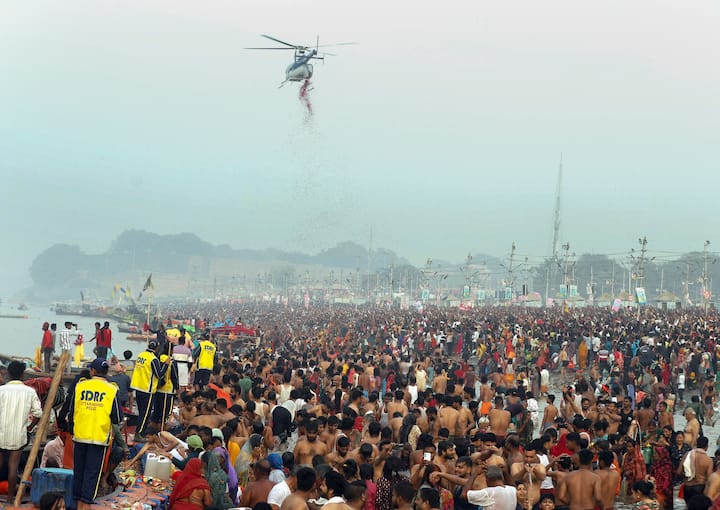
[145,453,158,479]
[155,456,172,481]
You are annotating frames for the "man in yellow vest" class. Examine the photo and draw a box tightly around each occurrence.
[152,354,178,430]
[69,358,122,510]
[130,340,170,442]
[193,334,216,390]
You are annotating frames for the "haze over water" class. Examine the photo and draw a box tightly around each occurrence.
[1,0,719,299]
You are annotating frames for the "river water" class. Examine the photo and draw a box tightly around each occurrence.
[0,305,149,361]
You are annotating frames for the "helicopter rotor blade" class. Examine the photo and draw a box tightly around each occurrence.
[244,47,296,50]
[316,42,358,48]
[261,34,298,48]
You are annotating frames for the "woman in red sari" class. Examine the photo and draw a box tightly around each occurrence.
[169,458,212,510]
[650,441,674,510]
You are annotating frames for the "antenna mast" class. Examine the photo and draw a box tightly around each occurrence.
[547,155,563,303]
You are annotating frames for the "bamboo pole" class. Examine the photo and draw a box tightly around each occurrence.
[15,351,71,506]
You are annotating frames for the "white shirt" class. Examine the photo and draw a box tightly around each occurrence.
[278,383,293,404]
[282,399,297,422]
[267,480,292,508]
[269,468,286,484]
[0,381,43,450]
[540,369,550,386]
[467,485,517,510]
[678,374,686,390]
[407,385,418,404]
[538,453,554,489]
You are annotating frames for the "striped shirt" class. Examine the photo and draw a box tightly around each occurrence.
[0,381,42,450]
[57,327,79,351]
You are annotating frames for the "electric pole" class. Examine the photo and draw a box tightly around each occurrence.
[507,242,517,300]
[464,252,473,299]
[629,236,654,314]
[561,242,572,292]
[635,236,648,289]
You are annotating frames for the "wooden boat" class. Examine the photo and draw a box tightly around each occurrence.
[117,322,142,334]
[126,333,156,341]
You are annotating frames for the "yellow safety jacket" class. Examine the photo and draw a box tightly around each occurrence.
[131,350,159,393]
[157,355,175,394]
[73,377,118,445]
[197,340,216,370]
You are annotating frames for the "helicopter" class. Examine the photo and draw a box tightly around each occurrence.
[246,34,355,85]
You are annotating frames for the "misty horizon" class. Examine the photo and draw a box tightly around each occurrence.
[1,0,718,298]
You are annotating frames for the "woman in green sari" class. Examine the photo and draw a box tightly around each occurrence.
[235,434,264,489]
[202,450,233,510]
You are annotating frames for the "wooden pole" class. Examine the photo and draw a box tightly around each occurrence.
[146,288,152,349]
[15,351,71,506]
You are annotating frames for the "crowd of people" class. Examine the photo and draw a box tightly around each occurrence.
[23,303,720,510]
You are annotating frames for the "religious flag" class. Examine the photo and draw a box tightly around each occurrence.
[143,273,154,291]
[80,291,84,302]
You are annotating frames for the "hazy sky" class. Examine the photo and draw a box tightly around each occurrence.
[1,0,719,296]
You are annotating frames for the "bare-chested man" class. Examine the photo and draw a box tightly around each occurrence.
[418,407,439,436]
[541,395,559,432]
[503,435,524,471]
[434,440,456,474]
[387,390,409,418]
[325,436,351,471]
[682,436,714,501]
[189,401,229,429]
[685,408,701,448]
[510,440,547,508]
[321,416,341,452]
[489,396,511,441]
[657,401,674,430]
[479,376,495,415]
[277,467,316,510]
[357,371,371,393]
[432,370,448,395]
[598,400,621,435]
[580,398,598,423]
[704,454,720,501]
[453,396,475,438]
[556,449,602,510]
[294,420,328,466]
[595,451,620,510]
[241,460,276,508]
[438,395,460,437]
[390,412,404,442]
[635,398,656,435]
